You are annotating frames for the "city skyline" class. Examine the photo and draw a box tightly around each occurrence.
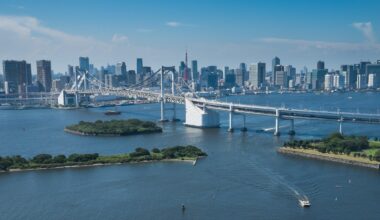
[0,0,380,72]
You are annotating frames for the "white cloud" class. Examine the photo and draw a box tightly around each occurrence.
[352,22,376,43]
[111,34,128,43]
[0,15,132,72]
[166,21,181,27]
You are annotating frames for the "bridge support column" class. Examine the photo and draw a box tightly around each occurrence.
[274,109,280,136]
[171,73,179,122]
[241,115,248,132]
[339,118,343,135]
[288,119,295,136]
[75,92,79,108]
[159,68,168,122]
[228,104,234,132]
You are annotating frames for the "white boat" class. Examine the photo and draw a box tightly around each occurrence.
[299,199,311,207]
[0,103,13,110]
[193,158,197,166]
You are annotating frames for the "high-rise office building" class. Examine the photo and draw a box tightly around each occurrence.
[317,61,325,70]
[67,65,74,79]
[368,74,377,88]
[249,62,266,89]
[191,60,198,81]
[366,63,380,87]
[36,60,52,92]
[333,74,344,89]
[346,65,357,89]
[116,62,127,76]
[224,71,236,88]
[235,69,244,86]
[239,63,247,81]
[324,74,333,91]
[79,57,90,72]
[285,65,296,80]
[356,74,367,89]
[272,57,280,84]
[2,60,32,94]
[136,58,143,75]
[127,70,136,85]
[275,71,287,88]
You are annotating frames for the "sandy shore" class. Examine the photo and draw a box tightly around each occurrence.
[278,147,380,169]
[1,158,197,174]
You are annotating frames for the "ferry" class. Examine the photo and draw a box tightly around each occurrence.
[299,199,311,208]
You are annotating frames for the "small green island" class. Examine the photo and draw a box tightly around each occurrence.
[0,145,207,173]
[65,119,162,136]
[278,133,380,169]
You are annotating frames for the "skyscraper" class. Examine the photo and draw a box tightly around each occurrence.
[191,60,198,81]
[79,57,90,72]
[249,62,266,89]
[285,65,296,80]
[36,60,52,92]
[239,63,247,81]
[366,63,380,87]
[272,57,280,84]
[67,65,74,79]
[115,62,127,76]
[136,58,143,75]
[346,65,357,89]
[2,60,32,94]
[317,61,325,70]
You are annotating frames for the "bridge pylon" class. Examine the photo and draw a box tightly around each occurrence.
[228,103,234,132]
[159,66,177,122]
[274,109,281,136]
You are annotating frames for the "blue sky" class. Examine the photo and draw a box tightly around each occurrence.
[0,0,379,73]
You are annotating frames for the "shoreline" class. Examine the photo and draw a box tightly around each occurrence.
[64,128,162,137]
[1,158,197,174]
[277,147,380,169]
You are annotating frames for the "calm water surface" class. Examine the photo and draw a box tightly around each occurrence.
[0,92,379,220]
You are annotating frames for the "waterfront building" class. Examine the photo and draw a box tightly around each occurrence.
[366,63,380,87]
[36,60,52,92]
[2,60,32,94]
[249,62,266,89]
[288,79,295,89]
[324,74,333,91]
[359,61,371,76]
[368,73,377,88]
[224,72,236,88]
[235,68,244,87]
[275,71,287,88]
[356,74,367,89]
[333,74,344,89]
[79,57,90,72]
[346,65,357,89]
